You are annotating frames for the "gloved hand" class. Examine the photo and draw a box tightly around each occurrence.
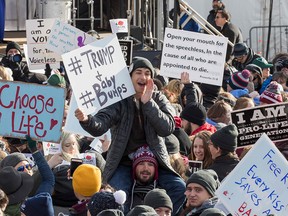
[25,135,38,153]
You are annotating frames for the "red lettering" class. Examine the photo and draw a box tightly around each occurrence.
[45,97,56,113]
[0,84,13,108]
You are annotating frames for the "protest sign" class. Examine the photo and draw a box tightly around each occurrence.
[23,44,45,74]
[43,142,61,156]
[160,28,227,86]
[80,152,96,166]
[119,40,133,65]
[62,34,135,114]
[26,19,61,70]
[232,102,288,147]
[109,19,128,33]
[216,133,288,216]
[63,94,111,140]
[0,80,65,142]
[46,19,97,55]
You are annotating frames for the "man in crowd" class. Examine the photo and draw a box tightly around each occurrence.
[75,56,186,215]
[180,102,216,138]
[215,9,243,62]
[181,169,220,215]
[232,42,262,71]
[0,41,49,83]
[206,0,225,32]
[130,145,158,209]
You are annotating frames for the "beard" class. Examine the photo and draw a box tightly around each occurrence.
[136,171,154,185]
[184,123,192,135]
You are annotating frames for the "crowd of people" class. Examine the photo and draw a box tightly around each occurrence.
[0,0,288,216]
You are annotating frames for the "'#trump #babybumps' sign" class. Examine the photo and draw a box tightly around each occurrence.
[232,102,288,147]
[62,34,135,114]
[216,134,288,216]
[160,28,227,86]
[0,81,65,142]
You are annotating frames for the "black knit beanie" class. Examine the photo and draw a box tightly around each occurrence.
[186,169,220,197]
[97,209,124,216]
[6,41,22,55]
[129,56,155,78]
[144,189,173,211]
[127,205,158,216]
[210,124,238,152]
[180,102,206,126]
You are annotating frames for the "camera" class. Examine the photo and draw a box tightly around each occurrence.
[8,54,22,63]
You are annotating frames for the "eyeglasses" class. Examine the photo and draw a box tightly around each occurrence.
[215,16,223,19]
[17,164,33,172]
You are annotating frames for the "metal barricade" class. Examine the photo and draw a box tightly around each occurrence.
[249,25,288,60]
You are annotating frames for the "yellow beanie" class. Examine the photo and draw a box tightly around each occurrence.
[72,164,102,197]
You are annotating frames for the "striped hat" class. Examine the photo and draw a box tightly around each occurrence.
[228,69,251,90]
[260,81,283,104]
[132,145,158,180]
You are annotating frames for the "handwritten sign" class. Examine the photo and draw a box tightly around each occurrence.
[109,19,128,33]
[0,80,65,142]
[216,134,288,216]
[62,34,135,114]
[232,102,288,147]
[63,94,111,140]
[26,19,61,70]
[46,19,97,55]
[160,28,227,86]
[119,40,133,65]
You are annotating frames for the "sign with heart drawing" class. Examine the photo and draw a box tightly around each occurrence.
[0,80,66,142]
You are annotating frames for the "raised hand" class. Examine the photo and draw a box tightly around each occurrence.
[141,79,154,104]
[75,108,88,122]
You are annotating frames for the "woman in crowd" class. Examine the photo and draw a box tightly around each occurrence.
[206,100,232,129]
[189,131,213,170]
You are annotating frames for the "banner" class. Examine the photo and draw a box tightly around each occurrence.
[232,102,288,147]
[26,19,61,70]
[216,134,288,216]
[62,34,135,114]
[0,80,65,142]
[160,28,227,86]
[46,19,97,55]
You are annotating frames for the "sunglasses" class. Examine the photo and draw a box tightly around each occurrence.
[17,164,33,172]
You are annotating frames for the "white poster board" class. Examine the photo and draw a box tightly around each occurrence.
[216,133,288,215]
[109,19,128,33]
[25,19,61,70]
[160,28,227,86]
[46,19,97,55]
[62,34,135,114]
[63,94,111,140]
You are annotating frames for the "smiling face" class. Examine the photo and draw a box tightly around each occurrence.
[135,161,155,184]
[131,68,152,100]
[193,137,205,161]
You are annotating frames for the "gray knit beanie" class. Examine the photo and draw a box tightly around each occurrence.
[0,152,29,168]
[144,188,173,211]
[200,208,225,216]
[210,124,238,152]
[127,205,158,216]
[186,169,220,196]
[129,57,155,78]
